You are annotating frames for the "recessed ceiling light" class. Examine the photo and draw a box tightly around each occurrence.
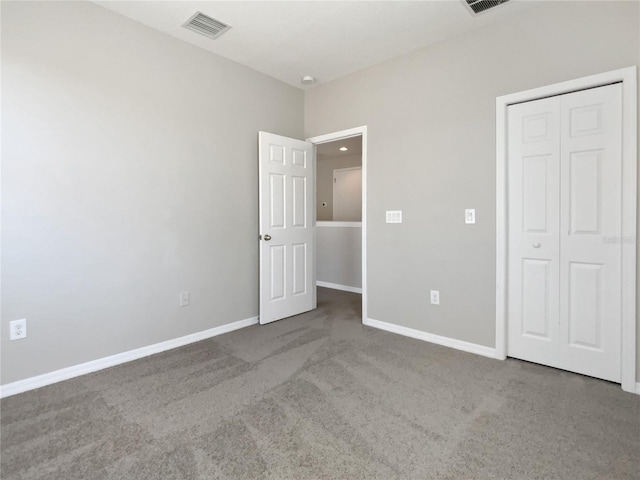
[339,147,348,152]
[301,75,316,85]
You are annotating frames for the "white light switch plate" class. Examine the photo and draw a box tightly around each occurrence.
[465,209,476,224]
[386,210,402,223]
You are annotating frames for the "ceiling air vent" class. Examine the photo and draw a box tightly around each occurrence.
[182,11,231,40]
[464,0,510,15]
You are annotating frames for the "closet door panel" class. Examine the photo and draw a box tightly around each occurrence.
[559,83,622,382]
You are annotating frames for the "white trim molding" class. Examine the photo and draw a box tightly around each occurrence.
[316,281,362,294]
[496,66,637,394]
[364,318,497,359]
[0,316,259,398]
[333,166,361,173]
[308,126,368,323]
[317,221,362,228]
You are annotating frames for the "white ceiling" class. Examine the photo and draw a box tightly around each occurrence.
[317,136,362,159]
[95,0,540,89]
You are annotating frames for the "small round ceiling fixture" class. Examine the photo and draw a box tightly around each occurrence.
[301,75,316,85]
[339,147,348,152]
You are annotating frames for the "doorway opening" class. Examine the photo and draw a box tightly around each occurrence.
[316,136,362,222]
[307,126,368,323]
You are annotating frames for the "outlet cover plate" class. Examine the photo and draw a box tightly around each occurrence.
[10,319,27,340]
[465,209,476,224]
[180,291,190,307]
[430,290,440,305]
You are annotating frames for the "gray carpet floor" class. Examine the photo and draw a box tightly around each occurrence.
[1,287,639,479]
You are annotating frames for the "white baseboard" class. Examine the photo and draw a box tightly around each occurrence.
[0,316,259,398]
[364,318,497,359]
[636,383,640,395]
[316,281,362,294]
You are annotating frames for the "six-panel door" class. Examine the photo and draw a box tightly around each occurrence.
[259,132,316,324]
[507,84,622,382]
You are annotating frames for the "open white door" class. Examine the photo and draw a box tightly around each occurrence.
[259,132,316,324]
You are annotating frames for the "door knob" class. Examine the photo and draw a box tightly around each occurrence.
[263,234,272,241]
[533,242,541,248]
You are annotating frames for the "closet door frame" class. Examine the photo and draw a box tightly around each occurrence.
[495,66,637,393]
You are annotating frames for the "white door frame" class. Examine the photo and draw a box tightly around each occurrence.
[307,126,368,322]
[495,66,637,393]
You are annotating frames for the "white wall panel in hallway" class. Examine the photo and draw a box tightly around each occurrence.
[333,167,362,221]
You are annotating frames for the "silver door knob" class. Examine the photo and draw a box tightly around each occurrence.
[264,234,271,241]
[533,242,541,248]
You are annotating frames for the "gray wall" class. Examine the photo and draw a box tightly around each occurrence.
[317,225,362,288]
[3,1,639,387]
[317,153,362,221]
[1,1,303,384]
[305,1,640,378]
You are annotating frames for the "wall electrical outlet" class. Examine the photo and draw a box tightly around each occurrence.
[180,291,190,307]
[10,319,27,340]
[430,290,440,305]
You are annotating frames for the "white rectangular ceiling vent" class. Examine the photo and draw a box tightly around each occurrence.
[182,11,231,40]
[464,0,510,15]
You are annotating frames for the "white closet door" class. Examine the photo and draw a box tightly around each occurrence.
[507,83,622,382]
[508,96,562,368]
[559,84,622,382]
